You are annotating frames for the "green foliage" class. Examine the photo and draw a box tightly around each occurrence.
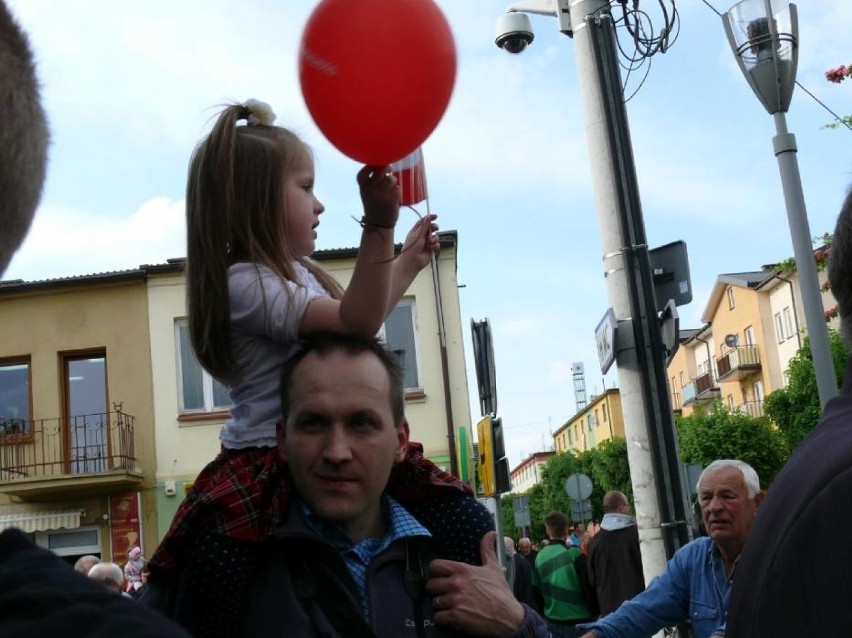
[676,402,786,486]
[763,330,848,451]
[822,115,852,131]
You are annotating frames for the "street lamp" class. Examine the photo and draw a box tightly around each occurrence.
[723,1,838,407]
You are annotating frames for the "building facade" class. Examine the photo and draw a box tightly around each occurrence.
[509,451,555,493]
[552,388,625,454]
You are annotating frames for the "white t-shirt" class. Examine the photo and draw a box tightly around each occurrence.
[219,261,329,449]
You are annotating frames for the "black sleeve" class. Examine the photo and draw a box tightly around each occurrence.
[0,528,191,638]
[573,552,600,618]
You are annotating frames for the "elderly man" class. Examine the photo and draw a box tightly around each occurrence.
[147,332,546,637]
[586,491,645,616]
[517,537,538,565]
[726,189,852,636]
[578,460,763,638]
[88,562,130,597]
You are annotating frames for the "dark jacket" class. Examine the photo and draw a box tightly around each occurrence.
[146,501,547,638]
[586,519,645,615]
[727,358,852,636]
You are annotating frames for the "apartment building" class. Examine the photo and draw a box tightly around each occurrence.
[552,388,625,454]
[509,451,555,493]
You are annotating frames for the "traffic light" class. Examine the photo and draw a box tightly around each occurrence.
[476,415,511,497]
[476,416,494,497]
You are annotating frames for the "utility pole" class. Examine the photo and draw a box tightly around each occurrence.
[566,0,690,579]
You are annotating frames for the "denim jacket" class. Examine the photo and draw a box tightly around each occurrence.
[577,536,729,638]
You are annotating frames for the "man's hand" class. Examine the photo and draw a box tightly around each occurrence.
[357,165,400,228]
[397,214,439,272]
[426,531,526,637]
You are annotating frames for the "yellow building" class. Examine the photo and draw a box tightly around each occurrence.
[552,388,624,454]
[669,265,839,418]
[0,271,157,566]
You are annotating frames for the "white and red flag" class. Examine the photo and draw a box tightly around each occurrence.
[391,147,427,206]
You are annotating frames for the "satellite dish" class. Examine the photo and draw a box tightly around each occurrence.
[724,333,739,349]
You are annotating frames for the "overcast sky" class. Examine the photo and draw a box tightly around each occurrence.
[5,0,851,469]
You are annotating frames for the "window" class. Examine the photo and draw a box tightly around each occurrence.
[176,321,232,413]
[744,326,755,346]
[384,301,420,390]
[679,371,685,387]
[783,307,795,338]
[568,429,573,446]
[727,394,735,410]
[602,404,608,422]
[0,357,31,437]
[775,313,785,343]
[727,287,736,309]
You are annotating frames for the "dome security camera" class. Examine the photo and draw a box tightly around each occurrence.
[494,12,534,54]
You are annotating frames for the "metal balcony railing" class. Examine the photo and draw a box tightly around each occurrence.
[738,401,765,418]
[717,345,761,380]
[0,411,136,481]
[682,371,719,405]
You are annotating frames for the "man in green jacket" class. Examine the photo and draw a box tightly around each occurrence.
[532,511,597,637]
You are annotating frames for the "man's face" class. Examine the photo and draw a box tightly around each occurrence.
[277,349,408,542]
[518,539,531,555]
[698,466,761,547]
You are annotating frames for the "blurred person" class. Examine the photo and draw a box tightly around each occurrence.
[123,546,145,592]
[517,537,538,565]
[578,460,764,638]
[73,554,100,576]
[726,188,852,636]
[0,0,48,275]
[88,562,130,597]
[586,491,645,616]
[504,536,535,609]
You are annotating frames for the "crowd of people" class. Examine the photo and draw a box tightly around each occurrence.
[2,0,852,636]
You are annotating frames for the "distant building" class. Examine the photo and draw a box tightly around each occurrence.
[510,451,556,493]
[552,388,624,454]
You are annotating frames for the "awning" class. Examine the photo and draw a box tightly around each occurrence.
[0,508,84,533]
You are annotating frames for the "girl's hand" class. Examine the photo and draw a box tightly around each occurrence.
[399,214,439,273]
[357,165,401,229]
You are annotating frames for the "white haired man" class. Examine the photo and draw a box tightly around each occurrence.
[727,188,852,636]
[578,460,763,638]
[88,562,131,598]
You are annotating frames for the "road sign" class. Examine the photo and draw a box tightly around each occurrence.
[570,499,593,523]
[595,308,617,374]
[564,473,593,501]
[471,318,498,416]
[513,494,531,528]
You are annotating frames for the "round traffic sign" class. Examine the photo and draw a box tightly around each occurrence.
[564,473,593,500]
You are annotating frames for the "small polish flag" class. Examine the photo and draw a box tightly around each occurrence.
[391,148,427,206]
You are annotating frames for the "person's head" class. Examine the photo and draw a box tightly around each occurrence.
[696,460,763,558]
[87,562,125,594]
[127,546,142,562]
[0,1,49,275]
[829,187,852,349]
[73,554,100,575]
[276,332,409,542]
[517,537,532,555]
[186,100,343,381]
[544,511,569,540]
[140,565,150,584]
[575,522,586,535]
[603,490,630,514]
[503,536,516,556]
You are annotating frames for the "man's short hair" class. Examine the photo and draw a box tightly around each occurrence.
[87,562,124,591]
[0,2,49,275]
[603,490,628,513]
[829,187,852,348]
[697,459,761,499]
[544,511,569,538]
[279,332,406,425]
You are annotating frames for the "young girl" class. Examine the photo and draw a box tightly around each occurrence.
[148,100,492,583]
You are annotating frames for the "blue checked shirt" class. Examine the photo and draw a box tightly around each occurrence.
[302,494,431,621]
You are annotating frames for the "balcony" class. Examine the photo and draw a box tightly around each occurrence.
[738,401,765,418]
[716,346,761,381]
[0,411,142,502]
[682,371,721,405]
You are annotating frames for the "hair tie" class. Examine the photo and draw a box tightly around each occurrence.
[242,98,276,126]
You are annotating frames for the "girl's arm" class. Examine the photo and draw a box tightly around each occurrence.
[300,165,401,337]
[387,214,439,314]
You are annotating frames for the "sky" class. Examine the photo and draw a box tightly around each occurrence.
[5,0,851,470]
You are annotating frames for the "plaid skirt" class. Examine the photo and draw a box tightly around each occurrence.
[148,442,472,574]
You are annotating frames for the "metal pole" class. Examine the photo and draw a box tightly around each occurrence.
[772,111,838,407]
[567,0,689,581]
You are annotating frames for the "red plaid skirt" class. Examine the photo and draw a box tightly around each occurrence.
[149,442,470,573]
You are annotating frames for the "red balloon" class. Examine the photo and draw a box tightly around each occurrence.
[299,0,456,165]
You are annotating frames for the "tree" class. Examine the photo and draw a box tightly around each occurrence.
[763,330,848,452]
[676,403,786,486]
